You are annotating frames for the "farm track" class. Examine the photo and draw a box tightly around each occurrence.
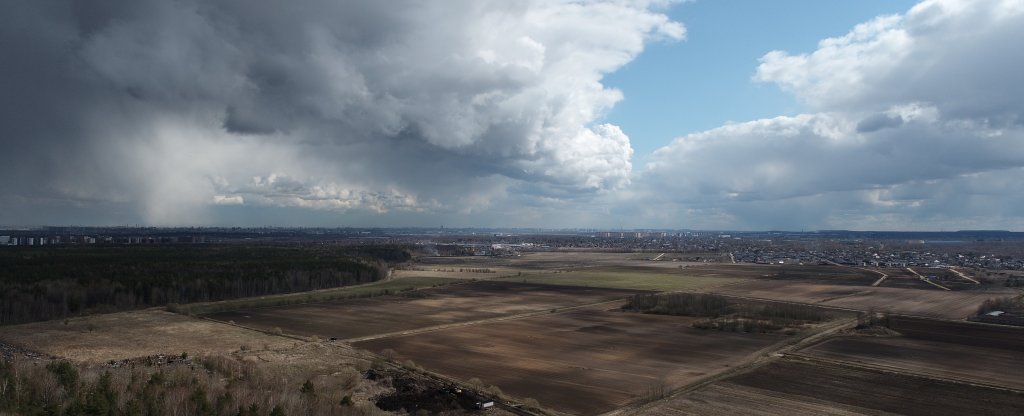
[704,292,875,316]
[344,297,629,343]
[605,316,859,416]
[906,267,951,291]
[949,267,981,284]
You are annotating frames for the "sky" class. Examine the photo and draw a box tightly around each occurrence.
[2,0,1024,231]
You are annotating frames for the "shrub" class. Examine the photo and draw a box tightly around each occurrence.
[46,360,79,392]
[300,379,315,396]
[977,296,1021,315]
[622,293,732,317]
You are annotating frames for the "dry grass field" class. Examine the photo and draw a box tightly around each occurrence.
[181,275,461,315]
[356,309,788,415]
[0,309,419,414]
[204,280,645,340]
[709,279,1015,319]
[0,309,297,363]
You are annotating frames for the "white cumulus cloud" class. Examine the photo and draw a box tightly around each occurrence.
[641,0,1024,230]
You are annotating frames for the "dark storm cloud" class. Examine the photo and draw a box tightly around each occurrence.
[856,113,903,133]
[0,0,682,225]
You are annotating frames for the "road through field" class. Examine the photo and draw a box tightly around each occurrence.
[606,315,859,416]
[906,267,951,291]
[950,267,981,284]
[344,298,627,343]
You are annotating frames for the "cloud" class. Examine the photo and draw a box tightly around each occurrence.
[0,0,683,225]
[641,0,1024,230]
[755,0,1024,119]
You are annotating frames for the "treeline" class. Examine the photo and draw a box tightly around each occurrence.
[622,293,732,317]
[623,293,829,333]
[0,245,404,325]
[0,356,377,416]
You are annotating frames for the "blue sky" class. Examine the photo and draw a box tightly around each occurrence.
[605,0,920,159]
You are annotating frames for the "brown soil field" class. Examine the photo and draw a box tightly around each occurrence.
[720,358,1024,416]
[641,382,876,416]
[356,309,785,415]
[0,309,301,363]
[709,279,1015,319]
[204,280,645,340]
[801,335,1024,390]
[885,316,1024,350]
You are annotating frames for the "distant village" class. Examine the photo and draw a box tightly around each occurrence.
[3,226,1023,270]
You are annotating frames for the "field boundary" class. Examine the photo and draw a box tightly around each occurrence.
[344,298,629,343]
[178,276,468,315]
[604,316,858,416]
[784,353,1024,395]
[703,291,973,321]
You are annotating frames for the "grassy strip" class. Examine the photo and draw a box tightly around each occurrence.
[171,277,462,315]
[501,270,738,292]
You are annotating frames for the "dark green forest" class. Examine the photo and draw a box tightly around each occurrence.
[0,245,408,325]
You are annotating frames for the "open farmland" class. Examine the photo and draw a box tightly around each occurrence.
[883,315,1024,349]
[684,263,881,285]
[909,267,983,290]
[710,279,1015,319]
[0,308,451,415]
[204,280,645,340]
[180,275,460,315]
[640,382,871,416]
[496,266,741,291]
[801,335,1024,390]
[0,309,299,363]
[356,309,788,415]
[728,358,1024,415]
[644,358,1024,416]
[416,251,650,270]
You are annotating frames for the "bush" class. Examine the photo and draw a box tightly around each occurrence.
[746,303,827,322]
[46,360,79,392]
[977,296,1021,315]
[300,379,315,396]
[622,293,732,317]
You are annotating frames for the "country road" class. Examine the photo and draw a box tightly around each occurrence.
[344,298,628,343]
[604,316,859,416]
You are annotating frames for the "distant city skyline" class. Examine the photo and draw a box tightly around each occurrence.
[3,1,1024,231]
